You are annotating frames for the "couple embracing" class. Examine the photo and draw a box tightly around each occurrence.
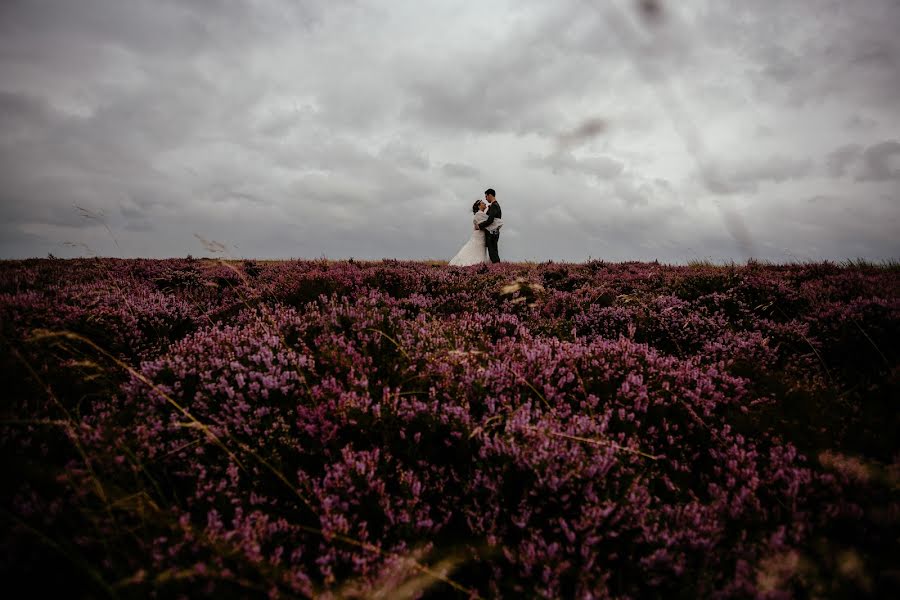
[448,188,503,266]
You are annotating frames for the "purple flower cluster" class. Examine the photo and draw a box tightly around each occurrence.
[1,258,898,598]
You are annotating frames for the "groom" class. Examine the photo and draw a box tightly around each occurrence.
[478,188,501,263]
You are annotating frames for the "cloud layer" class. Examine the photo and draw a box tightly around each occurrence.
[1,0,898,262]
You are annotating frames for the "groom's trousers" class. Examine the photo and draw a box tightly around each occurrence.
[485,232,500,263]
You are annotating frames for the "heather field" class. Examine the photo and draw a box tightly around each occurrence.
[1,257,898,598]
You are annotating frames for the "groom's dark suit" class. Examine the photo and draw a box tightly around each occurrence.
[478,200,501,263]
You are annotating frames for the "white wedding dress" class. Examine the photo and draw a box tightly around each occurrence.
[449,212,492,266]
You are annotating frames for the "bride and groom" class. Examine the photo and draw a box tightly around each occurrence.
[449,188,503,266]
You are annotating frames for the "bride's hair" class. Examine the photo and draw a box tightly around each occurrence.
[471,200,481,214]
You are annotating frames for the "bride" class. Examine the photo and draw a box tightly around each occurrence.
[449,200,503,266]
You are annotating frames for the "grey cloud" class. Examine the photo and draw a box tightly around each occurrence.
[0,0,326,60]
[760,47,803,86]
[750,192,900,259]
[709,156,815,195]
[119,198,156,232]
[614,180,651,208]
[119,202,147,221]
[699,1,900,111]
[1,1,898,262]
[207,188,270,206]
[849,39,898,69]
[379,141,430,170]
[442,163,481,178]
[826,140,900,182]
[254,106,312,139]
[122,219,154,233]
[613,175,679,209]
[0,222,49,258]
[556,118,608,150]
[0,91,55,139]
[528,152,626,180]
[736,157,814,185]
[397,6,627,138]
[843,115,879,131]
[827,144,863,177]
[860,141,900,182]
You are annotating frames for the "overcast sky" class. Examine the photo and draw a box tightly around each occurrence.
[1,0,898,263]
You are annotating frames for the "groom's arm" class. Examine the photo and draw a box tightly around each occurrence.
[478,204,499,230]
